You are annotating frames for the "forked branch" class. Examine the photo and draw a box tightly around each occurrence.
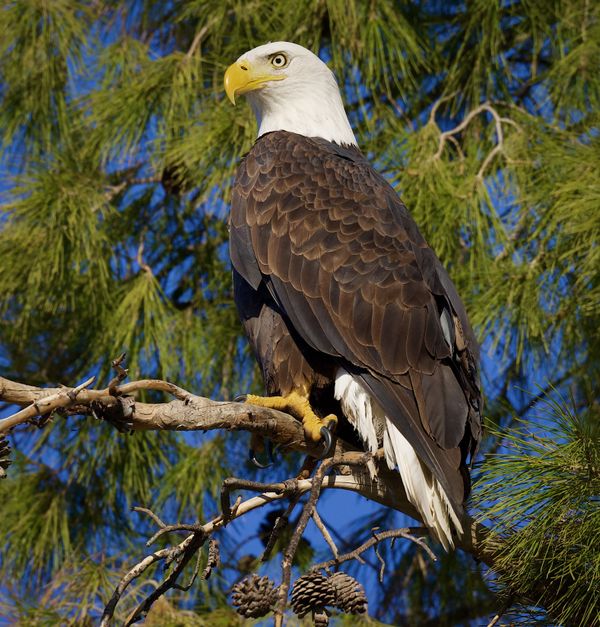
[1,371,502,625]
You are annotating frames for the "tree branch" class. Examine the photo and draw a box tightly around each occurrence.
[313,527,435,572]
[311,508,339,559]
[431,102,522,180]
[1,372,504,625]
[0,374,500,563]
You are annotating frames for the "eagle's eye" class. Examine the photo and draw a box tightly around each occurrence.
[270,53,288,69]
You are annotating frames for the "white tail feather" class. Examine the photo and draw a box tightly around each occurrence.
[334,368,463,549]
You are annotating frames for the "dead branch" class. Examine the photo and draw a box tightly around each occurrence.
[311,508,339,559]
[124,530,206,626]
[2,372,505,626]
[101,455,414,626]
[430,101,522,180]
[100,469,372,624]
[0,375,96,433]
[313,527,436,573]
[100,480,312,626]
[0,373,501,566]
[274,457,341,626]
[100,532,200,627]
[261,493,302,563]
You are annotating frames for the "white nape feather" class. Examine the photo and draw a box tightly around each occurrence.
[334,368,463,550]
[239,42,357,146]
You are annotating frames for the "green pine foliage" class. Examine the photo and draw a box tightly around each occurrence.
[0,0,598,624]
[475,396,600,625]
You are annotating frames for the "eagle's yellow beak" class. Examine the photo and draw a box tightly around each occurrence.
[224,60,285,105]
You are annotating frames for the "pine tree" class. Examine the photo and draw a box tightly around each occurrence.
[0,1,598,625]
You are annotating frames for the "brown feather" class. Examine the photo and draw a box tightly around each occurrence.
[230,131,482,510]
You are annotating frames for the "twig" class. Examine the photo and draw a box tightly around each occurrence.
[100,533,198,627]
[173,545,203,591]
[486,595,514,627]
[428,91,458,125]
[274,471,327,626]
[115,379,193,401]
[146,522,202,547]
[220,477,294,524]
[311,508,339,559]
[133,506,167,528]
[124,530,206,625]
[487,611,503,627]
[312,527,436,572]
[101,479,330,625]
[274,453,373,627]
[372,527,387,582]
[261,494,302,562]
[136,240,153,275]
[107,352,129,394]
[431,102,521,180]
[185,22,212,59]
[0,376,95,435]
[434,103,492,159]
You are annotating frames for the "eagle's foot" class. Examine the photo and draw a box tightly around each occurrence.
[243,392,337,452]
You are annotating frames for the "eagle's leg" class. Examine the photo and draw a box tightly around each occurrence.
[244,391,338,443]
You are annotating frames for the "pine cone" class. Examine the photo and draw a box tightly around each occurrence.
[329,572,368,614]
[231,574,277,618]
[313,609,330,626]
[0,435,12,479]
[290,572,335,618]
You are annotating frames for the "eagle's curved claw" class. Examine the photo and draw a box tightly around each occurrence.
[249,439,276,468]
[317,423,335,459]
[234,394,247,403]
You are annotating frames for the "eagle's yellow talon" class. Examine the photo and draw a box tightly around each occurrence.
[302,412,338,442]
[241,392,337,445]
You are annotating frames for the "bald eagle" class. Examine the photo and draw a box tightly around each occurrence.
[224,42,481,548]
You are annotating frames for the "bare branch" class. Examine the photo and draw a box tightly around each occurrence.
[373,529,387,582]
[431,102,522,180]
[132,506,167,529]
[0,373,500,564]
[0,376,95,434]
[100,533,199,627]
[221,476,300,525]
[0,375,325,456]
[1,370,503,621]
[311,508,339,559]
[185,21,213,58]
[428,91,458,125]
[313,527,436,573]
[124,530,206,626]
[486,596,514,627]
[260,495,302,562]
[97,466,498,624]
[274,453,377,626]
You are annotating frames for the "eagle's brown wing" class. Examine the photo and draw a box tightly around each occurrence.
[230,130,481,508]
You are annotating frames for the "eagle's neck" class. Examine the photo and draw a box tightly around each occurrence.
[246,76,358,147]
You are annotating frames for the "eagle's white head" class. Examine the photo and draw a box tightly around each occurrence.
[224,41,357,146]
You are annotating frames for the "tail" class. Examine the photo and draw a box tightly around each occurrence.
[335,368,463,550]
